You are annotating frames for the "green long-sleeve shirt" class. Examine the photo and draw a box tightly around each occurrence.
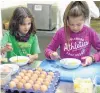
[1,31,40,58]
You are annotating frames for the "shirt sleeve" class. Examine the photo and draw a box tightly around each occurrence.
[93,52,100,62]
[31,35,40,54]
[45,30,60,58]
[90,29,100,62]
[1,31,9,47]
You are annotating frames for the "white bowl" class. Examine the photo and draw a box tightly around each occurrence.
[60,58,81,69]
[9,56,29,66]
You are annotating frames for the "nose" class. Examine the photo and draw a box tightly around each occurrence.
[25,25,29,30]
[73,25,78,31]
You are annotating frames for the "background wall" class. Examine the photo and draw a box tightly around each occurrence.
[1,0,100,60]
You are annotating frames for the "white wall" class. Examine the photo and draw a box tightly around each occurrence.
[1,0,58,9]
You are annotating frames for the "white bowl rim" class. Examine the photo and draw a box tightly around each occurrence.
[9,56,29,66]
[60,58,81,65]
[60,58,81,69]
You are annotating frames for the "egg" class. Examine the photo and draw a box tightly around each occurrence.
[12,78,19,84]
[34,71,40,75]
[9,81,16,88]
[21,69,27,74]
[26,73,31,78]
[24,83,32,89]
[16,82,23,89]
[19,72,24,77]
[35,80,41,85]
[36,67,42,72]
[46,75,52,80]
[41,71,47,76]
[48,72,54,76]
[39,74,46,79]
[37,78,43,83]
[28,80,34,85]
[20,79,26,84]
[33,84,40,91]
[2,65,12,73]
[44,79,51,83]
[30,76,37,82]
[40,85,48,92]
[43,81,50,86]
[32,74,38,79]
[27,70,33,74]
[16,76,22,80]
[24,76,29,81]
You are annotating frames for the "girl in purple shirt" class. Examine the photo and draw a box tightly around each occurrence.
[45,1,100,66]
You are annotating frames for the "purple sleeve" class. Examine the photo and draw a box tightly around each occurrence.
[90,29,100,62]
[94,52,100,62]
[45,30,60,59]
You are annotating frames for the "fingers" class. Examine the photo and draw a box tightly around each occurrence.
[27,54,34,63]
[81,56,93,66]
[27,54,31,57]
[50,52,60,60]
[81,61,88,66]
[5,43,13,51]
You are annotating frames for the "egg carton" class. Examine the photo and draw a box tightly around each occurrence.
[3,68,60,93]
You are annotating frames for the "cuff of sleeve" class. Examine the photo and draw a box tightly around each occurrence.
[48,51,54,59]
[93,53,100,62]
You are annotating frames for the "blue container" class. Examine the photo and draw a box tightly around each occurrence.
[94,76,100,93]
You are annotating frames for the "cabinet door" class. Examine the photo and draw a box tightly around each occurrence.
[28,4,50,30]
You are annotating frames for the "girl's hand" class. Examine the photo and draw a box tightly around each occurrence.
[50,52,60,60]
[5,43,13,51]
[81,56,93,66]
[1,43,13,54]
[27,54,38,63]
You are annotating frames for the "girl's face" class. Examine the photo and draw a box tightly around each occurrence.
[19,17,31,35]
[68,16,85,33]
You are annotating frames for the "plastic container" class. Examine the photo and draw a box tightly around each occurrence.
[0,72,11,87]
[73,73,93,93]
[94,75,100,93]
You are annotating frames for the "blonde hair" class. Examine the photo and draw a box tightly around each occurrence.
[63,1,89,44]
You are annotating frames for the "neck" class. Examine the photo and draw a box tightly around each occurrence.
[18,31,26,36]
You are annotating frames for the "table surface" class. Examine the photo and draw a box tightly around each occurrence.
[40,59,100,82]
[1,60,96,93]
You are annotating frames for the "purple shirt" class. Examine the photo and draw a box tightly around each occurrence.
[45,25,100,62]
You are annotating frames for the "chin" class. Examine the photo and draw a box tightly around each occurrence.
[72,31,79,33]
[24,32,28,34]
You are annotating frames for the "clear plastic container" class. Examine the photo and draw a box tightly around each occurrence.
[94,76,100,93]
[0,71,11,87]
[73,73,93,93]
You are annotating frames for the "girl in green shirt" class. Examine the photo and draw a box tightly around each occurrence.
[1,7,40,63]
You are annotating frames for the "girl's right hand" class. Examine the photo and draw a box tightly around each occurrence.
[2,43,13,53]
[50,52,60,60]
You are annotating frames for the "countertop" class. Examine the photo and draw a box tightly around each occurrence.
[0,61,74,93]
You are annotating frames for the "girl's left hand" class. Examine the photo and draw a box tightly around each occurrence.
[27,54,34,63]
[81,56,93,66]
[27,54,38,63]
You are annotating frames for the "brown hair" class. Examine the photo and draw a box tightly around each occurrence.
[9,7,36,36]
[63,1,89,44]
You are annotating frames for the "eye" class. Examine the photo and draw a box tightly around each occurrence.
[77,24,81,26]
[69,24,74,26]
[28,22,31,25]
